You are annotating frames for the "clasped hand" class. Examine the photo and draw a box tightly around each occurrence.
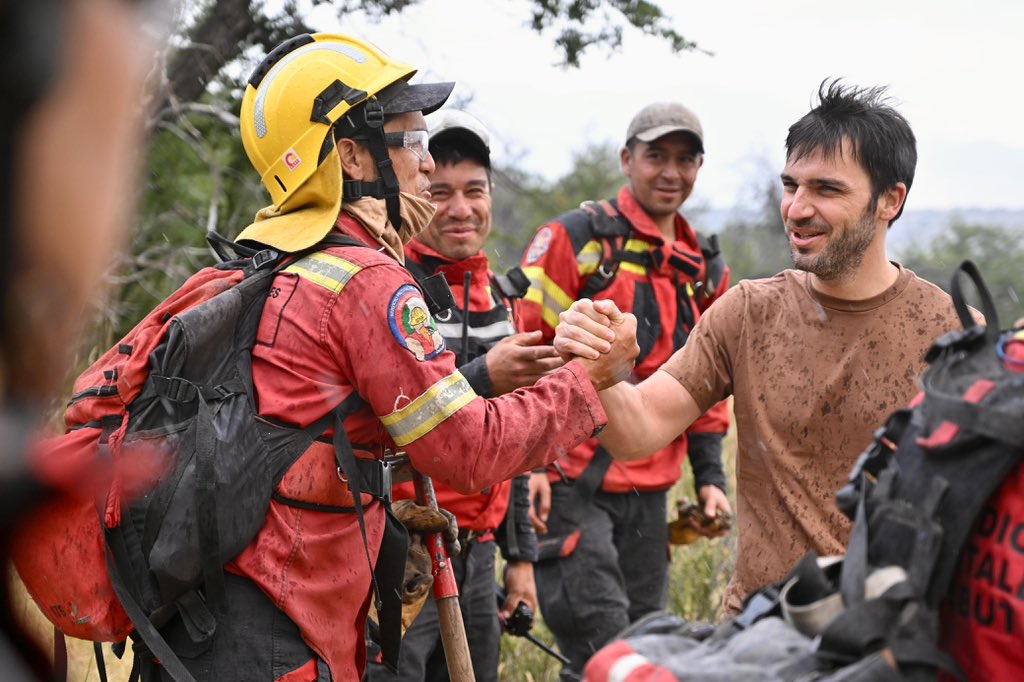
[554,299,640,391]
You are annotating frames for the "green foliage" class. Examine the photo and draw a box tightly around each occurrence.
[330,0,701,67]
[714,171,791,282]
[489,143,624,270]
[897,220,1024,325]
[102,89,266,348]
[529,0,704,66]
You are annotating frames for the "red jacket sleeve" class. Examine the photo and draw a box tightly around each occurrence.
[329,260,606,494]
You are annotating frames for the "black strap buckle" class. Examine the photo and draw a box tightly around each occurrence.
[251,248,280,271]
[363,99,384,129]
[338,458,396,503]
[379,460,393,505]
[734,586,781,630]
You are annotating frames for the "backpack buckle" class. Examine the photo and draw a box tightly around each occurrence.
[251,248,280,270]
[379,460,393,505]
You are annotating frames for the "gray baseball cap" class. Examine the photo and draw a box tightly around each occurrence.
[626,102,704,152]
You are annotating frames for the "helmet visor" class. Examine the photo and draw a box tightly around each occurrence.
[377,79,454,117]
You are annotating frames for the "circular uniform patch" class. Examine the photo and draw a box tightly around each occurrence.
[524,226,553,265]
[389,284,446,361]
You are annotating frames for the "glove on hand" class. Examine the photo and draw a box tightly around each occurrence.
[390,499,462,632]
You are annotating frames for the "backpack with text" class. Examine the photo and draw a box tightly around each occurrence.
[584,260,1024,682]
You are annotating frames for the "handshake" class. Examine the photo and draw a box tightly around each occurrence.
[554,299,640,391]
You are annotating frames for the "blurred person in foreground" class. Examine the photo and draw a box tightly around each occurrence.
[0,0,151,678]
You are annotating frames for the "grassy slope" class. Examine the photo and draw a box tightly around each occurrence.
[499,415,738,679]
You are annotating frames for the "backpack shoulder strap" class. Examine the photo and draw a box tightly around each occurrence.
[568,199,635,300]
[493,266,531,300]
[696,231,725,297]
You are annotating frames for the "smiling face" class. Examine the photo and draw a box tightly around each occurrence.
[621,131,703,221]
[416,158,492,260]
[780,139,895,281]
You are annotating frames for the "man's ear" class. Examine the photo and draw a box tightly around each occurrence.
[876,182,907,222]
[336,137,371,181]
[619,145,632,175]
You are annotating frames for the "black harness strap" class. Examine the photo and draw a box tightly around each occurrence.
[570,446,615,504]
[320,393,407,673]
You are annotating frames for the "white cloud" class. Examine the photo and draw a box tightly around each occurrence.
[305,0,1024,209]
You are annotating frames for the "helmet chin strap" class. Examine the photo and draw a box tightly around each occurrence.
[339,99,403,231]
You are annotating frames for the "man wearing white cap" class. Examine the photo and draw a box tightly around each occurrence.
[366,109,561,681]
[519,102,732,677]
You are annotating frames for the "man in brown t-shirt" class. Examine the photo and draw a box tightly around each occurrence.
[554,80,966,614]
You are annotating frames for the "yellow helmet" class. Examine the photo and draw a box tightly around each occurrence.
[236,34,452,252]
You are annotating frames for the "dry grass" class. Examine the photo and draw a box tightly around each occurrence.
[498,418,739,679]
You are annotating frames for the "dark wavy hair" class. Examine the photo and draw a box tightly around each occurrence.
[786,79,916,224]
[430,129,492,183]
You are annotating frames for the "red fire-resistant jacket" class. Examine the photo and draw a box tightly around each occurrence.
[226,210,606,680]
[391,240,521,536]
[520,186,729,493]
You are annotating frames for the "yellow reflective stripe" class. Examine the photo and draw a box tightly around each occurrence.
[617,238,657,276]
[523,266,572,329]
[624,238,655,253]
[284,252,362,294]
[380,371,477,446]
[576,241,602,276]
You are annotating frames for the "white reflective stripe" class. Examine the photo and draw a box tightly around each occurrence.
[523,266,572,329]
[380,371,477,446]
[436,319,515,340]
[254,42,368,139]
[577,240,602,267]
[608,653,650,682]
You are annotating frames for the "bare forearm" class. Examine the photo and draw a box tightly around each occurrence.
[596,371,702,461]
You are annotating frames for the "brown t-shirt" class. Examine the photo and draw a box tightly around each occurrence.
[662,265,964,613]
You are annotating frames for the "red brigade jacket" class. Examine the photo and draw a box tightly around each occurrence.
[226,211,607,680]
[520,186,730,493]
[391,240,524,540]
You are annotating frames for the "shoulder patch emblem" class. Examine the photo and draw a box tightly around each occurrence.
[389,284,446,361]
[524,227,553,265]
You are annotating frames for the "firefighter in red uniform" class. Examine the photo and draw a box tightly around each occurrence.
[520,102,732,678]
[367,110,562,681]
[139,34,639,682]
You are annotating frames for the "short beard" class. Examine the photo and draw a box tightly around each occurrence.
[789,206,876,281]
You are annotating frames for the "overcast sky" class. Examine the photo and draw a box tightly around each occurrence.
[306,0,1024,212]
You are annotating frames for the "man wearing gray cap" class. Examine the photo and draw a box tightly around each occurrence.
[519,101,733,677]
[366,109,563,682]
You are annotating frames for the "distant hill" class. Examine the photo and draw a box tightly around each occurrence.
[696,208,1024,256]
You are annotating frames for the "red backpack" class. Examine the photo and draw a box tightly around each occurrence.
[11,235,371,681]
[12,261,246,643]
